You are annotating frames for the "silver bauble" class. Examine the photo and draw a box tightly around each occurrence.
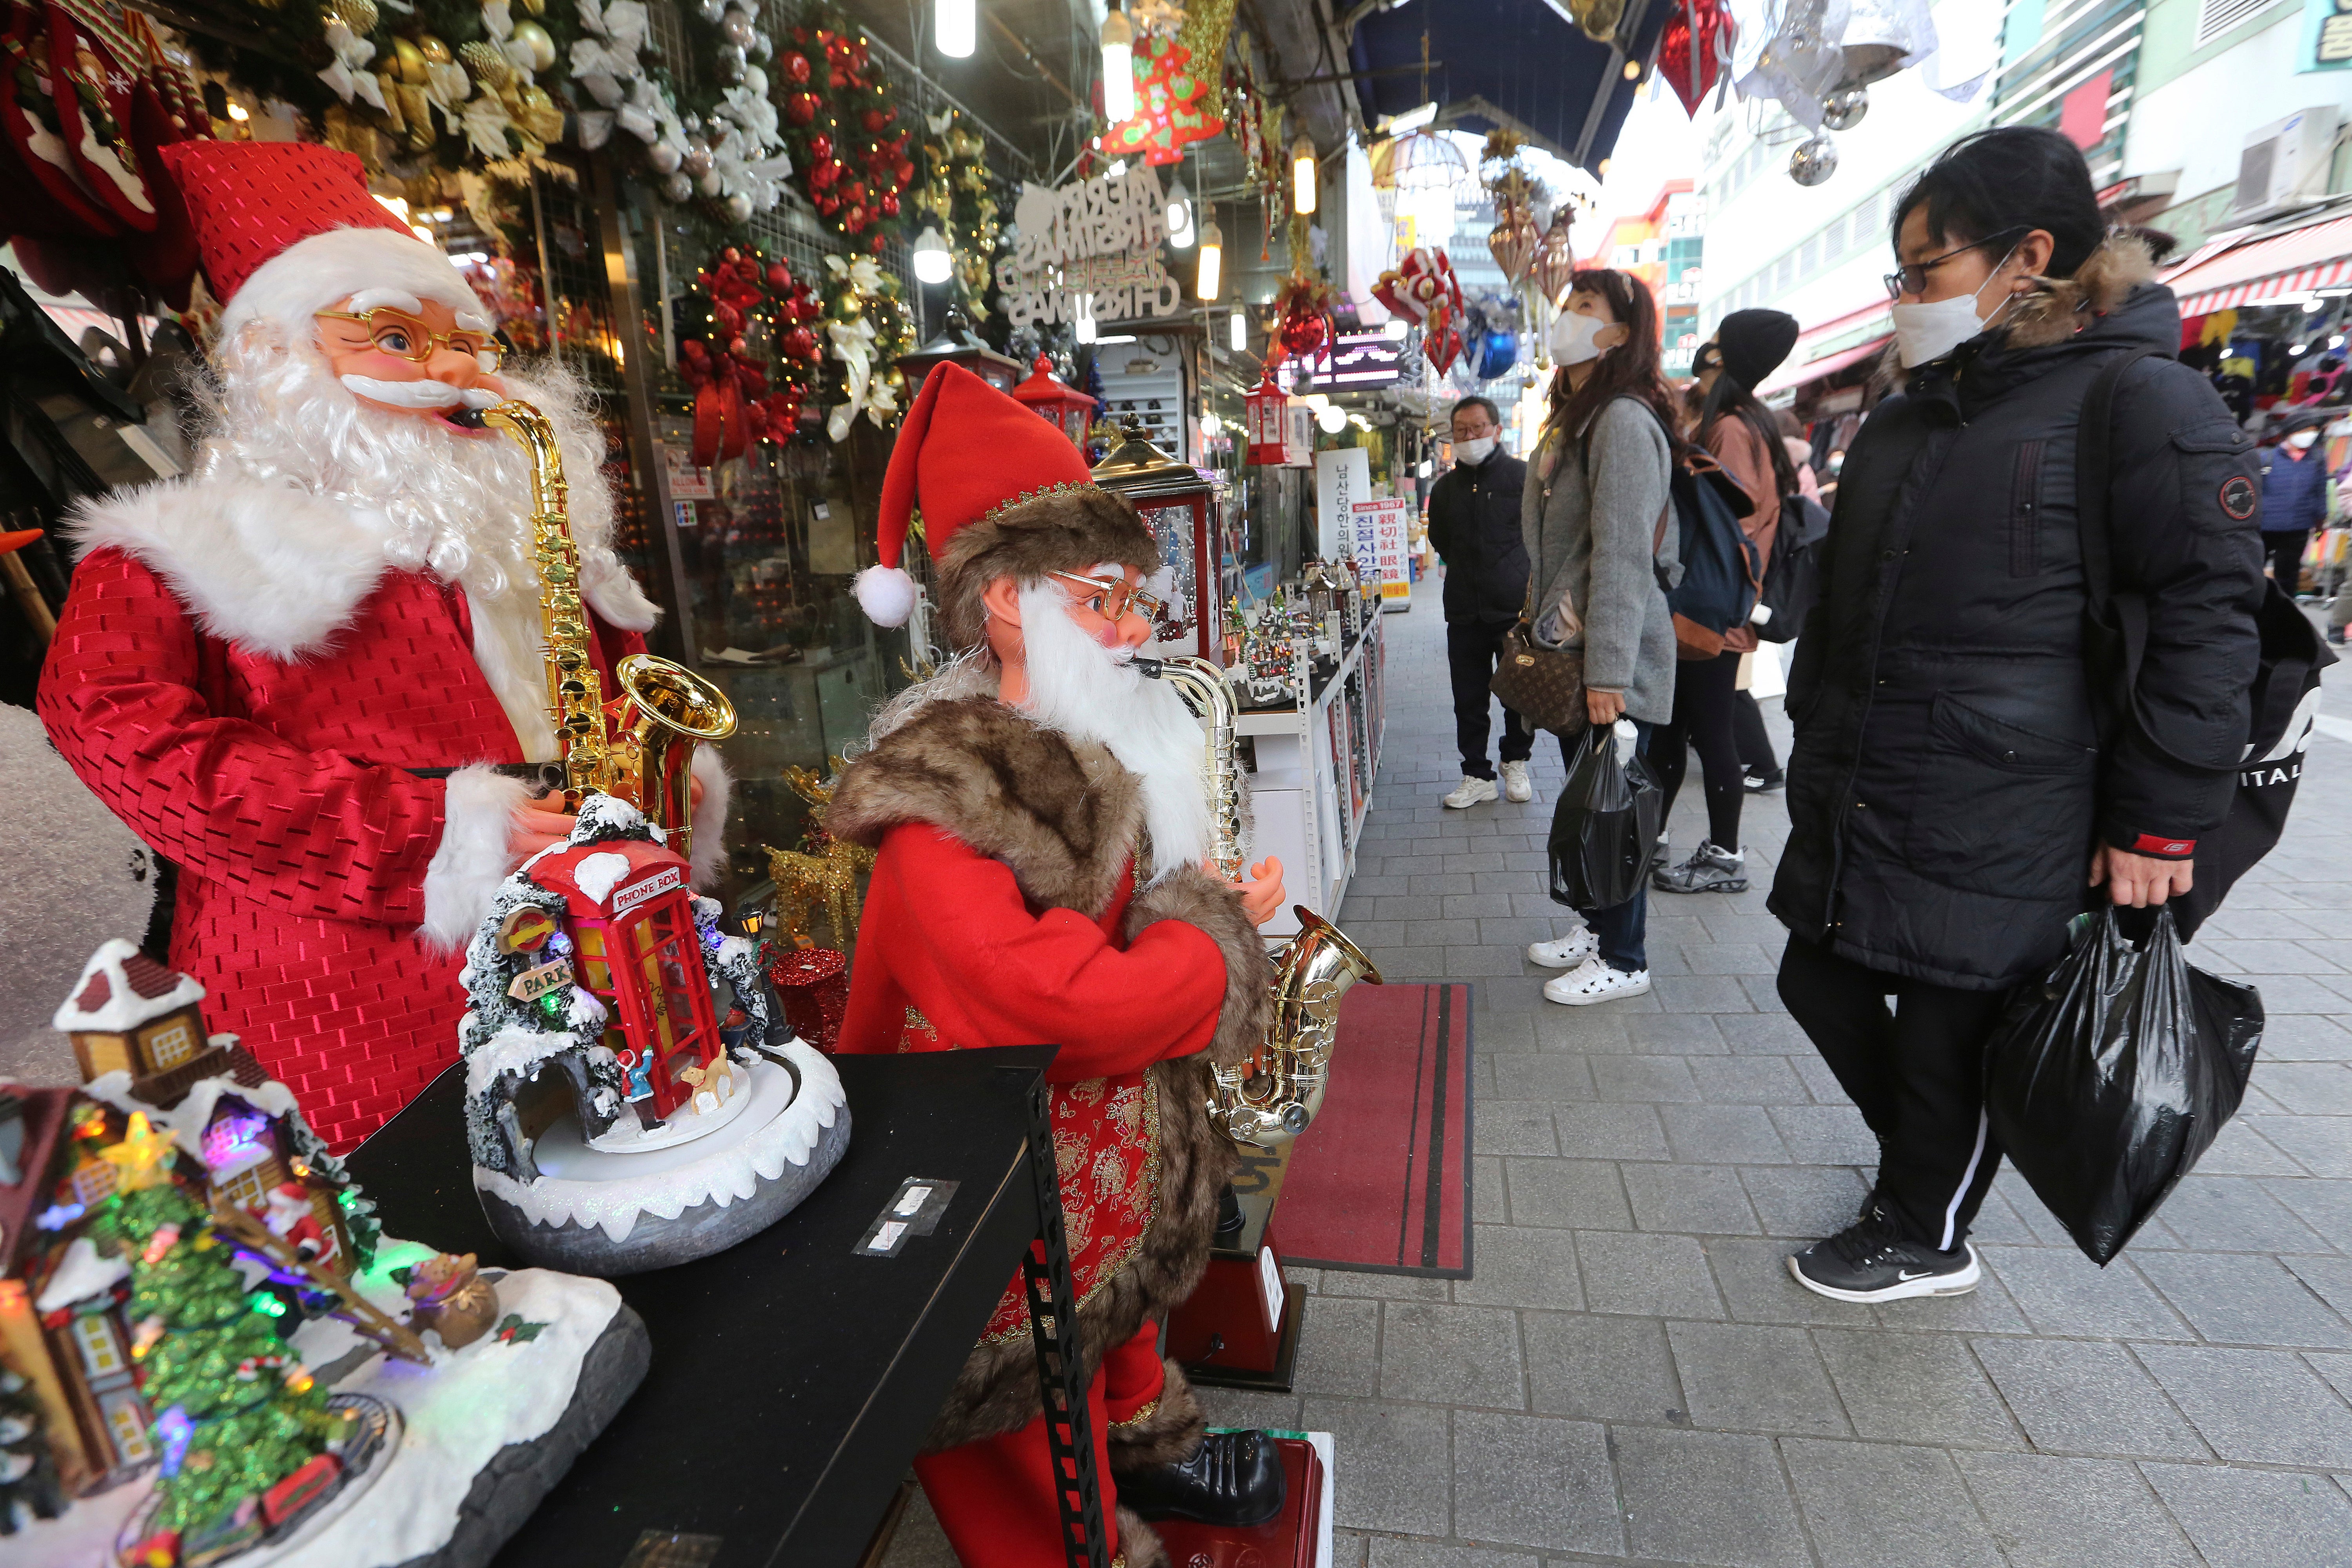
[681,110,702,133]
[662,171,694,202]
[1789,134,1839,187]
[720,10,754,47]
[749,28,771,59]
[681,136,714,178]
[695,0,724,20]
[725,191,753,223]
[713,42,746,83]
[648,139,682,174]
[1820,83,1868,132]
[698,169,723,198]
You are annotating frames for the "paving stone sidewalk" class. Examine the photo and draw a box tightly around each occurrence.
[887,575,2352,1568]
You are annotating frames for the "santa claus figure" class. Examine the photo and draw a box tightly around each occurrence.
[36,142,723,1151]
[826,363,1287,1567]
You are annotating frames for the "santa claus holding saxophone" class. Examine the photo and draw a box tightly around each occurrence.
[826,363,1289,1566]
[37,141,722,1151]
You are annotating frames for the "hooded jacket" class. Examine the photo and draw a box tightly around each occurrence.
[1770,236,2266,990]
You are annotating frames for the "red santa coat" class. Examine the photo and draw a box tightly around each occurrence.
[826,695,1273,1456]
[36,477,706,1151]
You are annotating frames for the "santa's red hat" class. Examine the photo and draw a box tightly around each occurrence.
[156,141,488,339]
[855,362,1156,649]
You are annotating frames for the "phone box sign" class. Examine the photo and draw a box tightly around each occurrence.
[612,864,685,915]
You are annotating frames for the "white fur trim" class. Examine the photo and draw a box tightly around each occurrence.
[420,764,535,951]
[853,563,917,628]
[68,478,393,661]
[223,227,481,341]
[689,745,731,891]
[580,551,661,632]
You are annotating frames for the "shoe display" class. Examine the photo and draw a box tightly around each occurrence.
[1500,760,1534,802]
[1742,768,1784,793]
[1119,1429,1288,1526]
[1542,956,1652,1006]
[1654,842,1749,894]
[1788,1207,1982,1303]
[1442,775,1499,809]
[1527,927,1599,969]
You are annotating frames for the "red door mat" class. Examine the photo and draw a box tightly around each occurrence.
[1275,983,1473,1278]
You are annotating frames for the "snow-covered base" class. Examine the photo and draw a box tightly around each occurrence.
[473,1040,850,1276]
[584,1056,752,1154]
[13,1241,642,1568]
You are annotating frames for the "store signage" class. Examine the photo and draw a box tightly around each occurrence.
[2306,0,2352,71]
[1000,164,1184,326]
[1315,446,1371,560]
[1351,496,1413,604]
[508,957,575,1003]
[1325,330,1405,388]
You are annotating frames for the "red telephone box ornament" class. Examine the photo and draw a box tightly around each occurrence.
[1013,353,1100,449]
[531,837,726,1119]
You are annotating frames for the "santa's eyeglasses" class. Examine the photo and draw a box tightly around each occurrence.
[1049,570,1164,623]
[315,307,505,372]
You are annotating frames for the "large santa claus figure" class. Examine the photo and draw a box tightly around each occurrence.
[36,142,722,1151]
[826,363,1286,1568]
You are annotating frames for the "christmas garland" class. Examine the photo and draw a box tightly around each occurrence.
[775,7,912,253]
[820,252,911,439]
[904,107,1006,310]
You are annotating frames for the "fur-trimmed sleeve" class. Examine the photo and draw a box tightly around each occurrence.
[1122,865,1273,1070]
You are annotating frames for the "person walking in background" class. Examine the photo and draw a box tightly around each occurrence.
[1772,126,2264,1303]
[2259,408,2329,595]
[1730,410,1821,795]
[1427,396,1536,807]
[1653,310,1799,894]
[1520,269,1680,1004]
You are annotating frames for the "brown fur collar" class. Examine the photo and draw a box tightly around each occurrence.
[1127,865,1276,1070]
[2004,231,2158,349]
[1107,1359,1208,1472]
[936,486,1161,651]
[828,696,1144,918]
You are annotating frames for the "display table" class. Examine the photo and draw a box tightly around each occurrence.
[1239,612,1387,939]
[347,1045,1103,1568]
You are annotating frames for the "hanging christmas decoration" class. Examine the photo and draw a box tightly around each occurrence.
[1479,130,1543,287]
[1819,82,1868,130]
[1222,39,1287,258]
[776,8,913,253]
[1656,0,1735,115]
[1099,29,1223,166]
[906,107,1006,308]
[822,251,913,439]
[679,245,824,465]
[1532,207,1578,305]
[1269,270,1339,370]
[1373,247,1465,375]
[1788,132,1838,186]
[1567,0,1625,44]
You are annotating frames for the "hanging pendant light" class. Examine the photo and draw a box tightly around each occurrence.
[1074,293,1098,343]
[912,225,952,284]
[1100,8,1136,123]
[1229,308,1247,350]
[1196,216,1223,301]
[935,0,975,58]
[1292,134,1318,215]
[1166,171,1196,248]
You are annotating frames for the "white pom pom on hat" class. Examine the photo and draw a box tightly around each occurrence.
[853,563,918,628]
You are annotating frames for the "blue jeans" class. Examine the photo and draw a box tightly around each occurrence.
[1560,720,1653,973]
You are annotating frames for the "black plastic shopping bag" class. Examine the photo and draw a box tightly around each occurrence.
[1983,907,2264,1265]
[1547,723,1661,911]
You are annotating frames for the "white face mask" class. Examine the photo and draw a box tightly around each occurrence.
[1550,309,1612,367]
[2288,428,2320,450]
[1890,243,2022,369]
[1453,435,1496,465]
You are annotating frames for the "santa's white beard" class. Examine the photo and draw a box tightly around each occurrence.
[1015,579,1212,885]
[191,329,622,761]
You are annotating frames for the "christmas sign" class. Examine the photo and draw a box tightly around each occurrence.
[998,164,1184,327]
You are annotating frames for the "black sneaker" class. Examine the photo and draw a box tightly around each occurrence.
[1788,1208,1980,1303]
[1742,768,1784,793]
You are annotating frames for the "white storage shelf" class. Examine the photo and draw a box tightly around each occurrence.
[1238,613,1387,941]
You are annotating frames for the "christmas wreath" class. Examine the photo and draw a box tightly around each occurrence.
[775,7,912,254]
[678,245,825,465]
[905,107,1006,309]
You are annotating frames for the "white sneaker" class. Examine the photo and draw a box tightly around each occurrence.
[1500,760,1534,802]
[1442,775,1499,809]
[1527,927,1598,969]
[1543,957,1652,1006]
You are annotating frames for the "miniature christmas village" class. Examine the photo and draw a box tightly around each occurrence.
[4,942,648,1568]
[459,794,850,1275]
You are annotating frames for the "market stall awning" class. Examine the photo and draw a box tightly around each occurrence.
[1757,307,1892,396]
[1348,0,1672,172]
[2164,211,2352,316]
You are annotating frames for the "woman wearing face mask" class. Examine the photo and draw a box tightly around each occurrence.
[1518,269,1682,1005]
[1771,127,2265,1304]
[1651,309,1800,895]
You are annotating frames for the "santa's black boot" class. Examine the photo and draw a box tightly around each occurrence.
[1108,1357,1285,1529]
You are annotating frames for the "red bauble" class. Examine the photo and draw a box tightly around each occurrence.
[895,159,914,186]
[785,92,818,125]
[765,261,793,290]
[783,51,810,83]
[844,204,866,230]
[869,232,886,254]
[809,160,838,189]
[809,133,832,162]
[713,301,743,336]
[782,325,817,358]
[862,109,889,134]
[879,191,899,216]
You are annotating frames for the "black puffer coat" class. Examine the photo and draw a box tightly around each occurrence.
[1426,450,1530,622]
[1771,238,2267,991]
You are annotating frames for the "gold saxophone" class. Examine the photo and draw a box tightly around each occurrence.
[1143,655,1383,1147]
[462,397,738,864]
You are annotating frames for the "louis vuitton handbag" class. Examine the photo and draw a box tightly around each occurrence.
[1489,585,1587,736]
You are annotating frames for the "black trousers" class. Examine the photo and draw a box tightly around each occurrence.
[1732,690,1779,778]
[1778,933,2011,1251]
[1650,650,1744,849]
[1446,618,1535,779]
[2266,528,2311,592]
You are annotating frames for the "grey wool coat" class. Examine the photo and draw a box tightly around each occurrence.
[1520,394,1680,724]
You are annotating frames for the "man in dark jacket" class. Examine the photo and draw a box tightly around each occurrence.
[1427,396,1534,806]
[1772,129,2265,1306]
[2258,408,2330,592]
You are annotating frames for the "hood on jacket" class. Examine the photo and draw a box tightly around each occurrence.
[1898,233,2173,415]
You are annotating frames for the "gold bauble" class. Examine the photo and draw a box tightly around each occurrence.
[390,36,428,85]
[417,34,453,65]
[517,0,545,15]
[460,40,514,89]
[517,83,564,142]
[330,0,378,33]
[511,19,557,72]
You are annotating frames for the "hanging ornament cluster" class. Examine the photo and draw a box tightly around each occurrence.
[1222,39,1287,258]
[1373,247,1465,375]
[776,10,913,253]
[1269,271,1339,370]
[820,252,914,440]
[1656,0,1734,115]
[679,245,824,465]
[907,108,1004,305]
[303,0,567,168]
[1479,130,1544,288]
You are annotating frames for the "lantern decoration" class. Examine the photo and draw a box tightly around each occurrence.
[1013,354,1102,448]
[1093,425,1221,662]
[1373,247,1465,375]
[1657,0,1736,115]
[898,301,1027,395]
[776,10,913,252]
[1243,367,1308,467]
